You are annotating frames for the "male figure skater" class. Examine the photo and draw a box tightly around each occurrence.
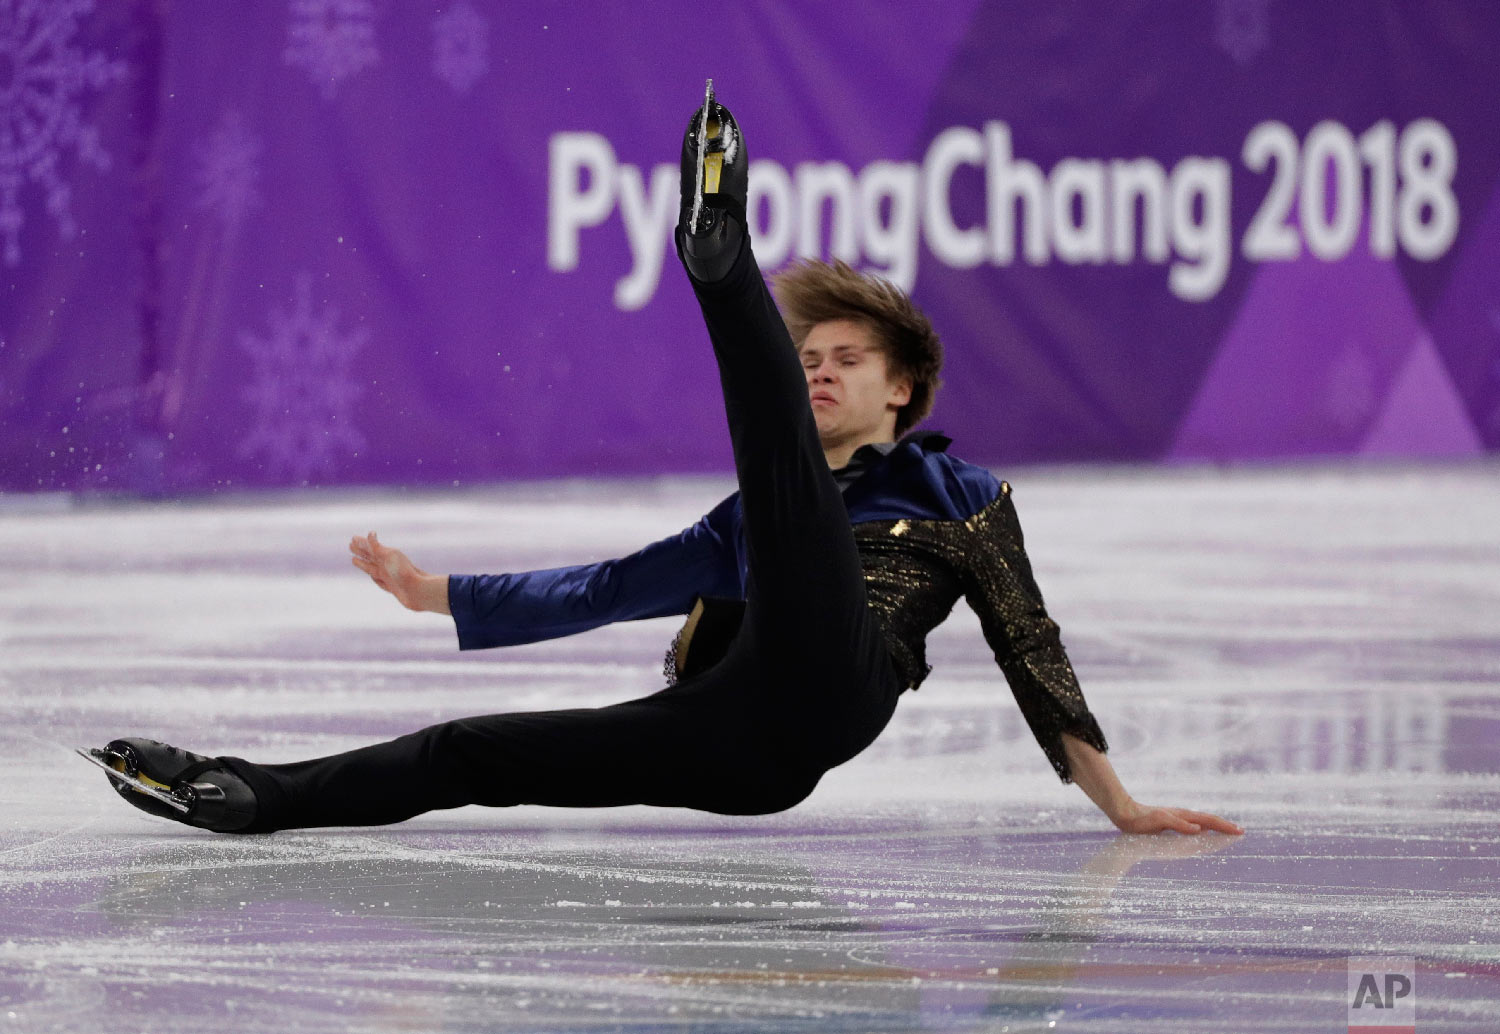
[89,85,1241,839]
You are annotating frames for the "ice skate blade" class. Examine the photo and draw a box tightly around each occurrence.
[76,747,192,814]
[689,77,714,232]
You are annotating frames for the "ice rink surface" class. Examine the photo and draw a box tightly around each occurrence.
[2,461,1497,1033]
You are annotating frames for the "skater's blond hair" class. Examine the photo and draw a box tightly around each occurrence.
[772,259,943,436]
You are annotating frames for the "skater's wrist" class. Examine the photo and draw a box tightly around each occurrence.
[415,573,451,614]
[1061,732,1134,821]
[1105,796,1142,827]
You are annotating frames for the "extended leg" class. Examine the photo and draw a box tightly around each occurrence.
[220,683,820,832]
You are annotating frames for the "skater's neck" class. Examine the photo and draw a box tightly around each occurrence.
[823,435,896,472]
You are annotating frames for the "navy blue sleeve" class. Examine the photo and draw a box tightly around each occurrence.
[447,494,742,651]
[945,457,1003,519]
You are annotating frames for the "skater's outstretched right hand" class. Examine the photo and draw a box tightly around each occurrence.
[349,531,451,615]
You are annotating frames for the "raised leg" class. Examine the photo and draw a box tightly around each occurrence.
[675,91,899,751]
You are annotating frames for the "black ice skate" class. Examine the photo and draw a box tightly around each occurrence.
[679,78,748,281]
[80,737,257,833]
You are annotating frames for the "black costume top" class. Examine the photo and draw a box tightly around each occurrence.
[449,431,1109,783]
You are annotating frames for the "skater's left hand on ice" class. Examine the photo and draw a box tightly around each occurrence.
[349,531,451,614]
[1058,732,1243,836]
[1109,799,1244,836]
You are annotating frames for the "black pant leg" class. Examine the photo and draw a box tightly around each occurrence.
[221,676,821,832]
[681,234,863,618]
[679,235,901,753]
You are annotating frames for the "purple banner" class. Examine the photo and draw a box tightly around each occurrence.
[3,0,1498,493]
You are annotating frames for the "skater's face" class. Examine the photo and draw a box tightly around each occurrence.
[800,319,912,454]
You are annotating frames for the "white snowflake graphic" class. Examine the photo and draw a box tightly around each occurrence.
[1213,0,1270,67]
[194,110,262,229]
[0,0,128,266]
[432,1,488,95]
[284,0,379,101]
[237,273,368,483]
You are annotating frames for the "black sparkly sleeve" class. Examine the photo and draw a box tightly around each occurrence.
[958,483,1108,783]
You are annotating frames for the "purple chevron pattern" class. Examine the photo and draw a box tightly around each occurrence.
[2,1,1496,492]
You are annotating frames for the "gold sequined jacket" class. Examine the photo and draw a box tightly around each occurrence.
[850,480,1108,782]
